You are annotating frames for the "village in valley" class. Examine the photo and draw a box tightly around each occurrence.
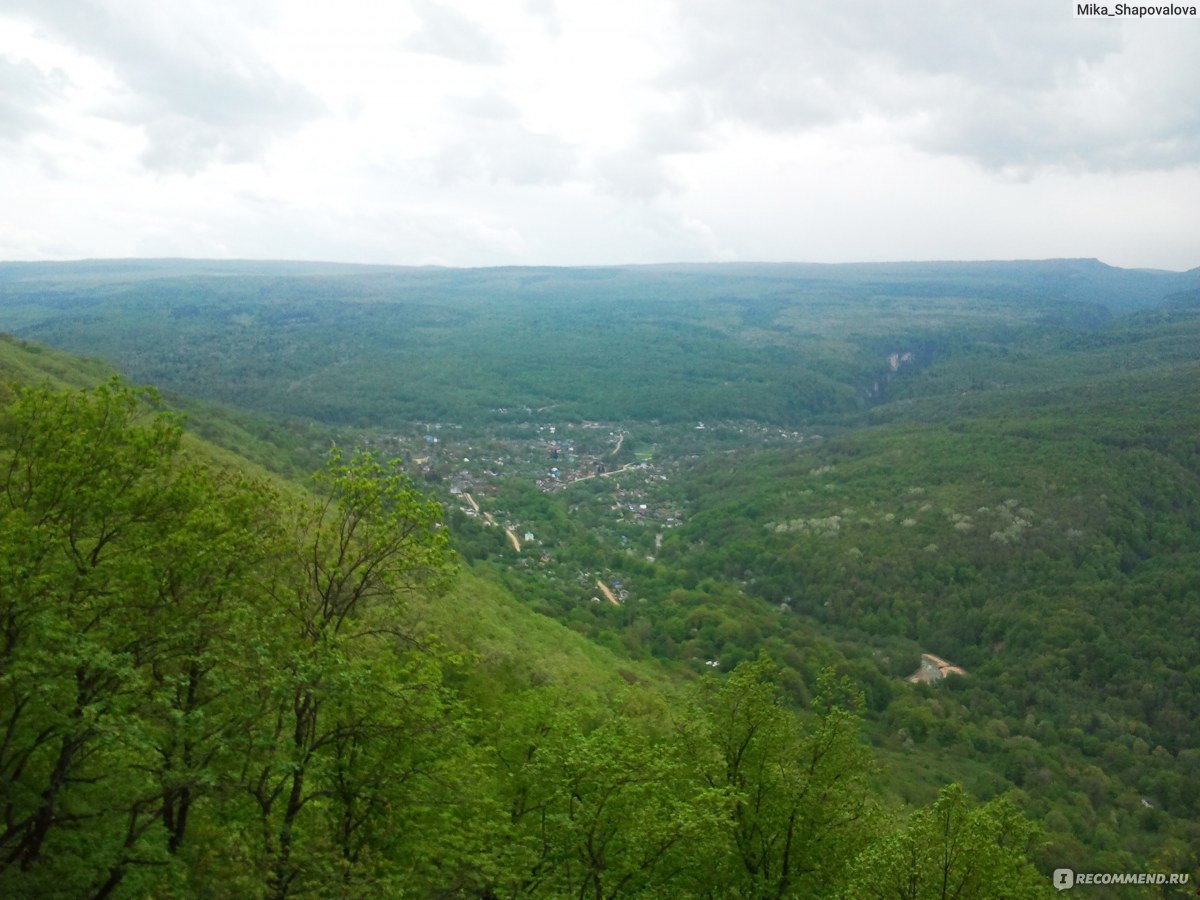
[359,415,970,685]
[362,416,817,610]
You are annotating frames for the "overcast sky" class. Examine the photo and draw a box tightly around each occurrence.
[1,0,1197,269]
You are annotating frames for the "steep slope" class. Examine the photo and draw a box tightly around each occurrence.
[0,329,654,693]
[0,342,1053,897]
[640,306,1200,877]
[0,333,116,393]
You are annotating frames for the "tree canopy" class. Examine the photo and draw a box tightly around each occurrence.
[0,380,1050,897]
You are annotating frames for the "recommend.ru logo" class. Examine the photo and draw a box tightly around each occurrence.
[1052,867,1190,890]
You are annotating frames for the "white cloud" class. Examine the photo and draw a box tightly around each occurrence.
[595,149,679,200]
[451,92,523,120]
[433,119,577,186]
[0,0,1196,268]
[667,0,1200,173]
[402,0,506,64]
[524,0,561,35]
[0,57,69,142]
[4,0,324,172]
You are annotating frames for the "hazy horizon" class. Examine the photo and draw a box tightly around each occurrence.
[3,255,1198,274]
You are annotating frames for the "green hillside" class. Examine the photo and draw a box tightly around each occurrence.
[607,304,1200,881]
[0,335,1054,897]
[0,333,115,393]
[3,258,1199,896]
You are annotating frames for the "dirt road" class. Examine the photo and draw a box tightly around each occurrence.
[595,580,620,606]
[565,463,638,487]
[505,528,522,552]
[469,496,521,552]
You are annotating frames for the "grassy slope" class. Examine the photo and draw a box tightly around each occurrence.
[0,329,664,704]
[0,333,115,393]
[413,569,674,703]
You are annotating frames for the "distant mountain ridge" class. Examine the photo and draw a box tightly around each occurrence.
[0,257,1196,428]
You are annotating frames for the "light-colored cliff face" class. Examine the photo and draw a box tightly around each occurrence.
[906,652,967,684]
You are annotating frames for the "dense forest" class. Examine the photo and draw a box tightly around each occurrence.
[1,258,1195,427]
[1,258,1199,896]
[0,374,1047,897]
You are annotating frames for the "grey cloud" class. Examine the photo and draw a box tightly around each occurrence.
[6,0,324,172]
[672,0,1117,104]
[524,0,561,36]
[926,85,1200,173]
[0,57,68,142]
[813,1,1117,89]
[595,149,680,200]
[591,102,712,201]
[451,92,522,120]
[635,96,713,154]
[667,0,1198,171]
[433,121,576,186]
[918,25,1200,172]
[586,98,709,202]
[402,0,504,64]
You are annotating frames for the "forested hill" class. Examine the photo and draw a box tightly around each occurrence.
[4,258,1200,895]
[0,332,1054,898]
[0,258,1196,427]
